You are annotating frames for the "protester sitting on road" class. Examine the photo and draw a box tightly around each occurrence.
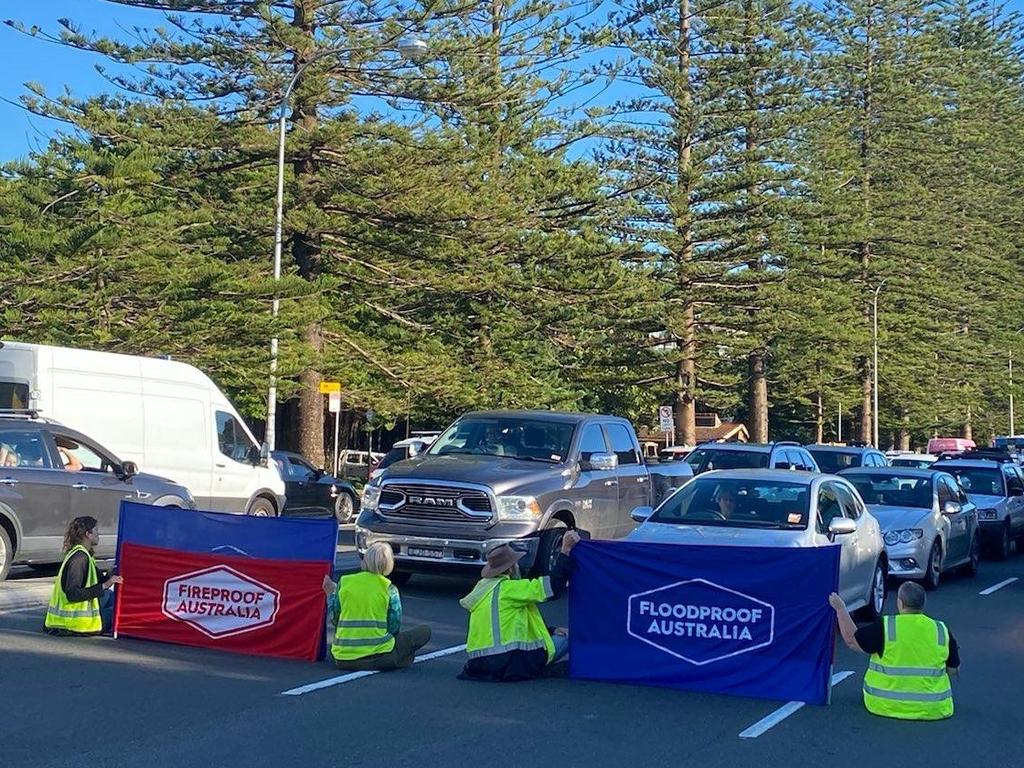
[45,516,123,636]
[458,529,581,682]
[830,582,958,720]
[322,542,431,671]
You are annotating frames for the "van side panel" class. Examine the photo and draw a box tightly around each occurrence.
[141,379,213,507]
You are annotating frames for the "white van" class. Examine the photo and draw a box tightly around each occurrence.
[0,341,286,516]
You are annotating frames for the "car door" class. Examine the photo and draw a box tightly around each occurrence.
[571,423,619,538]
[49,430,133,559]
[1004,465,1024,535]
[834,481,877,587]
[604,423,649,537]
[0,426,70,562]
[212,410,258,512]
[286,454,325,515]
[815,481,860,604]
[936,474,965,566]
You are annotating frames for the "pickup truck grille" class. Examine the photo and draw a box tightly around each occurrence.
[379,483,493,523]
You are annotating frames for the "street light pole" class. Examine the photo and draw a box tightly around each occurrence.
[264,37,427,450]
[872,280,887,449]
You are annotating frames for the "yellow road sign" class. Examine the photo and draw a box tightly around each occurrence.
[319,381,341,394]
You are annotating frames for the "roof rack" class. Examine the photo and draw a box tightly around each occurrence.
[954,447,1018,463]
[0,409,61,425]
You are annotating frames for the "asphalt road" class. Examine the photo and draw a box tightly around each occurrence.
[2,543,1022,768]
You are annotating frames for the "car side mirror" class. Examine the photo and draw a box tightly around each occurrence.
[631,506,655,523]
[120,461,138,480]
[1009,487,1023,497]
[775,462,792,471]
[583,452,618,472]
[828,518,856,536]
[942,501,962,516]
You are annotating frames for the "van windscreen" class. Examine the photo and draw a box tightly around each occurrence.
[0,382,29,410]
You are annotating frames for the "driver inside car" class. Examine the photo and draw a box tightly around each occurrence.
[717,488,737,519]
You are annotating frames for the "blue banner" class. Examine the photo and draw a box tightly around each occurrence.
[115,501,338,564]
[569,541,840,704]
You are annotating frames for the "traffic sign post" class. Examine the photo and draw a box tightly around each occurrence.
[658,406,674,446]
[319,382,342,476]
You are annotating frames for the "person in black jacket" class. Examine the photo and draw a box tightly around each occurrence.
[44,516,123,636]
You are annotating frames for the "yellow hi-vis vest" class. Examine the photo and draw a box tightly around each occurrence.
[331,571,396,661]
[465,576,555,661]
[863,614,954,720]
[45,545,102,634]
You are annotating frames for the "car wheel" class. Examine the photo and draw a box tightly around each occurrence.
[248,497,277,518]
[958,533,981,578]
[1015,532,1024,557]
[921,540,941,591]
[857,560,886,621]
[531,523,568,578]
[389,570,412,587]
[0,525,11,582]
[991,522,1011,561]
[335,492,356,523]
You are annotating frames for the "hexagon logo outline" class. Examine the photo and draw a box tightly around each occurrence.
[162,564,281,639]
[626,578,775,666]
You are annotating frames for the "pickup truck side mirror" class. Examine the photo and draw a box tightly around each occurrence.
[120,461,138,480]
[631,506,655,523]
[582,452,618,472]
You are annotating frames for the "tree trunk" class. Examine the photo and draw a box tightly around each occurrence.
[292,0,325,467]
[748,351,768,442]
[962,404,973,441]
[898,409,911,451]
[859,359,872,443]
[673,0,697,448]
[815,389,824,443]
[857,9,874,446]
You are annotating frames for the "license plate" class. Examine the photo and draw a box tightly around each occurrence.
[407,546,444,559]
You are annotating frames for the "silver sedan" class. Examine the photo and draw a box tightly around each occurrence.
[627,469,887,618]
[838,467,980,590]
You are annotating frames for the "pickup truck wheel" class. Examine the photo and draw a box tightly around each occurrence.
[532,524,567,578]
[0,525,12,582]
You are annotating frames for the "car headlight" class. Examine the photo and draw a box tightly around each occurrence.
[885,528,923,545]
[496,495,542,521]
[978,508,998,521]
[361,484,381,512]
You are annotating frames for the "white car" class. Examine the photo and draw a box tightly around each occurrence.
[887,453,937,470]
[627,469,887,618]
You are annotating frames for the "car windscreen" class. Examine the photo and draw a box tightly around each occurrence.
[649,477,809,529]
[808,450,859,473]
[685,448,769,472]
[891,458,933,469]
[943,467,1004,496]
[845,474,932,508]
[428,417,575,464]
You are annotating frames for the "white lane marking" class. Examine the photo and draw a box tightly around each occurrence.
[0,603,45,616]
[979,577,1019,596]
[739,670,854,739]
[280,643,466,696]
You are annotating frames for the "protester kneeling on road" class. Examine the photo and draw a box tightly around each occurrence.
[830,582,959,720]
[459,529,581,682]
[45,516,123,636]
[323,542,431,670]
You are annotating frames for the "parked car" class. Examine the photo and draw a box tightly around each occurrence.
[887,453,936,470]
[627,469,887,619]
[685,442,820,475]
[839,467,980,590]
[271,450,359,522]
[370,435,439,481]
[0,340,285,516]
[927,437,976,455]
[805,443,889,473]
[357,410,694,581]
[0,411,195,580]
[338,449,385,483]
[933,455,1024,560]
[658,445,695,462]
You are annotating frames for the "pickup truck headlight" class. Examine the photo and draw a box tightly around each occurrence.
[884,528,924,546]
[496,495,542,521]
[978,508,998,521]
[361,484,381,512]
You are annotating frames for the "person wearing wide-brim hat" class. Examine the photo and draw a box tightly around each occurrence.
[458,530,581,682]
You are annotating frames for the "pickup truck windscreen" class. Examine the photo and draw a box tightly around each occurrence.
[429,417,575,464]
[650,477,809,529]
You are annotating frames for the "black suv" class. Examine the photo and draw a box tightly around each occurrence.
[805,443,889,474]
[0,411,194,580]
[685,442,820,475]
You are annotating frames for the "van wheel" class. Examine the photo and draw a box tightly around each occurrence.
[248,497,277,517]
[0,525,12,582]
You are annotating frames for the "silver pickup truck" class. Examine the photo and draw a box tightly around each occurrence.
[356,410,693,580]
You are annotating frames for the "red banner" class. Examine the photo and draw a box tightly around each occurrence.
[115,542,330,661]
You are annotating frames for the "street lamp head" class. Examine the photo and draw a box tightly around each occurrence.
[397,36,429,61]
